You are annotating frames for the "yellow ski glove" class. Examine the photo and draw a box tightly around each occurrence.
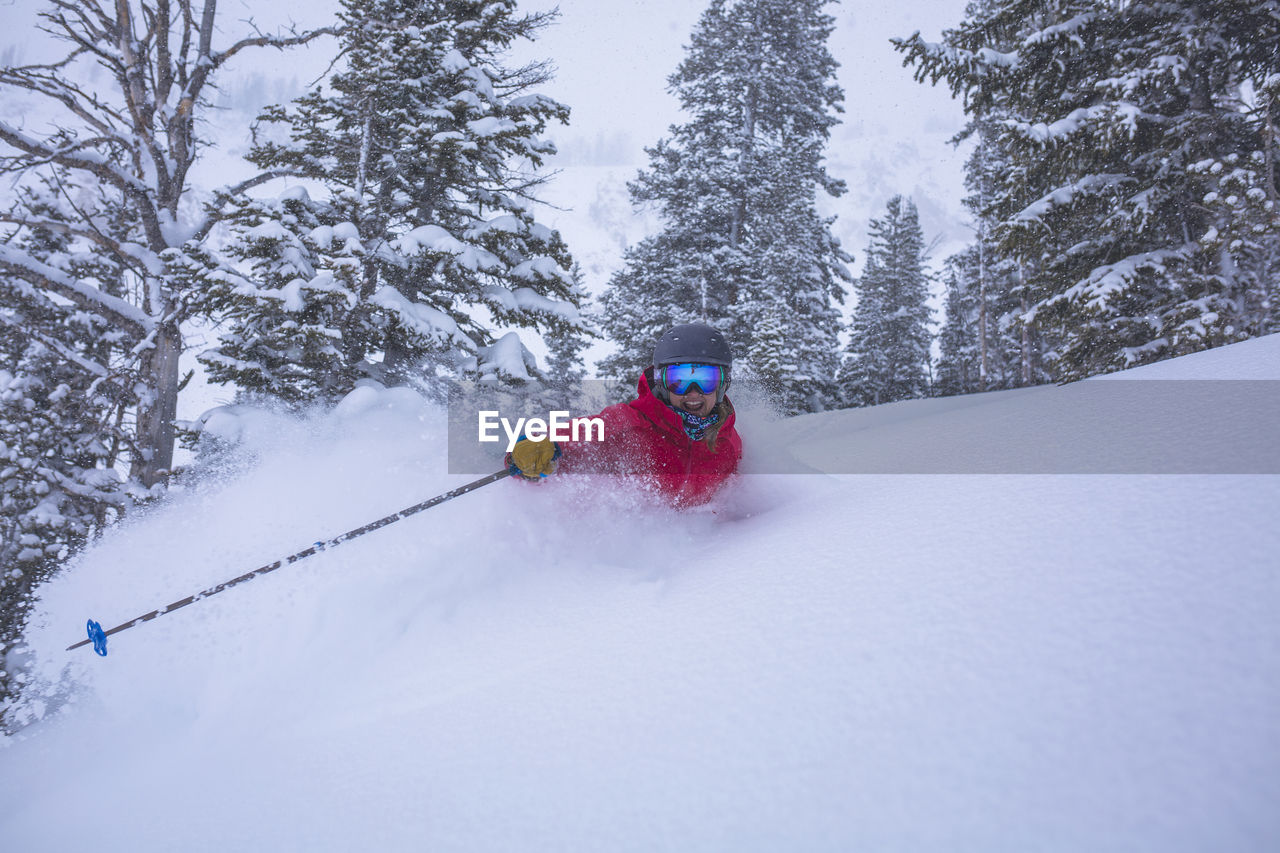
[506,436,561,480]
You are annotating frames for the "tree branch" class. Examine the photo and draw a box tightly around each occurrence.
[0,215,153,281]
[0,68,129,137]
[189,168,312,241]
[0,120,150,195]
[0,242,153,335]
[39,6,124,78]
[210,25,340,73]
[0,309,110,378]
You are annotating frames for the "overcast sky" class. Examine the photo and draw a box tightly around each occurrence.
[513,0,972,167]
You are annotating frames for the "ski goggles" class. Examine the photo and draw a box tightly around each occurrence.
[661,363,724,395]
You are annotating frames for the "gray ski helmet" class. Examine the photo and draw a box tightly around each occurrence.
[652,323,733,402]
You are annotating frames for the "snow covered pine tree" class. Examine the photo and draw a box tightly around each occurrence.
[599,0,851,413]
[544,264,592,384]
[948,111,1056,391]
[935,258,983,397]
[194,0,581,403]
[0,190,122,716]
[895,0,1280,379]
[841,196,933,407]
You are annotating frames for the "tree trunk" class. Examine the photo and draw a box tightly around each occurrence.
[1019,259,1031,386]
[976,140,989,392]
[1266,95,1276,205]
[133,321,182,488]
[978,225,989,392]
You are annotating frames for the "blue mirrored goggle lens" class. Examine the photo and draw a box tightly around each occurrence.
[662,363,723,395]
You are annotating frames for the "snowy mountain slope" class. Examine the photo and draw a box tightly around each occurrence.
[2,336,1279,852]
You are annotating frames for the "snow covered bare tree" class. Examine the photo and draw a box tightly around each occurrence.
[598,0,851,410]
[841,196,933,407]
[0,0,333,487]
[195,0,579,402]
[0,0,332,726]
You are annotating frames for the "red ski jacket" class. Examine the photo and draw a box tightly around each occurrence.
[557,369,742,506]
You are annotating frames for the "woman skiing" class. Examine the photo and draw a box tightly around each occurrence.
[506,323,742,506]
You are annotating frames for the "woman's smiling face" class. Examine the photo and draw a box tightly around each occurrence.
[667,385,712,417]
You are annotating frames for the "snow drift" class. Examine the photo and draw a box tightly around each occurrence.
[2,336,1279,852]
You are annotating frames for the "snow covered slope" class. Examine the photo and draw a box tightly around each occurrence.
[3,337,1279,852]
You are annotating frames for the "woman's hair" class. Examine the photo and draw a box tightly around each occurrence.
[703,398,734,453]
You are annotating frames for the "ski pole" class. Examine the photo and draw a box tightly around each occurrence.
[68,469,512,655]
